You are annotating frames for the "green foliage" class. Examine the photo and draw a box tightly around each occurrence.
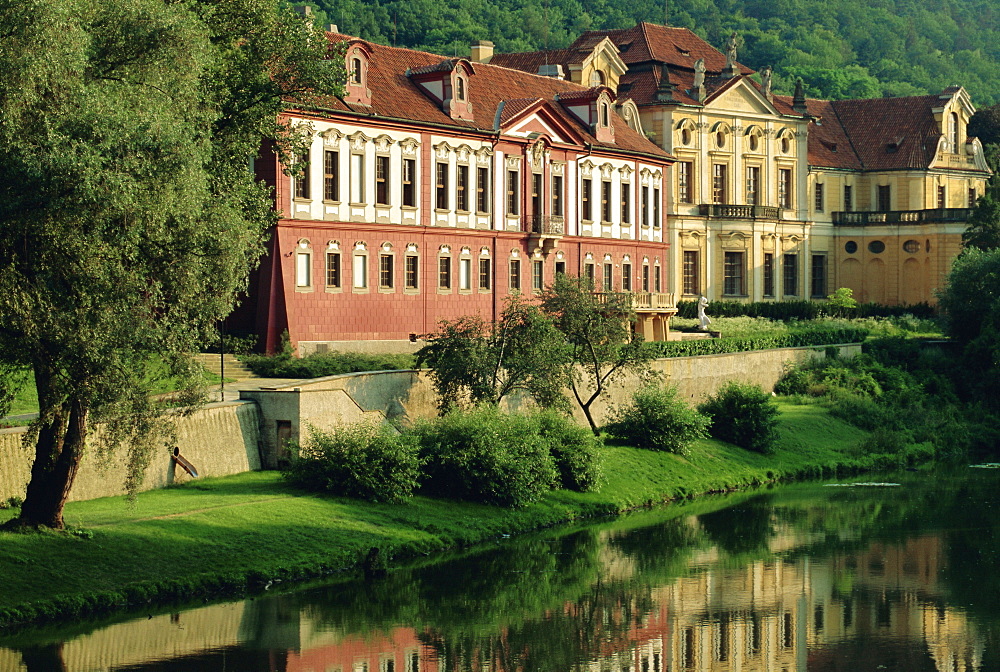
[415,296,571,413]
[938,248,1000,379]
[827,287,858,310]
[0,0,343,528]
[603,385,710,455]
[963,177,1000,251]
[646,327,870,359]
[413,407,559,507]
[674,299,934,321]
[241,350,414,378]
[311,0,1000,104]
[540,275,654,435]
[285,422,421,503]
[698,382,780,453]
[535,410,604,492]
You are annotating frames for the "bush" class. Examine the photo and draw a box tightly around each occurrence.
[285,422,421,503]
[535,410,604,491]
[242,351,415,378]
[645,327,870,359]
[413,407,558,507]
[603,385,709,455]
[698,382,780,453]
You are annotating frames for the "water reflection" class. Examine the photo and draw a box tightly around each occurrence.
[2,471,998,672]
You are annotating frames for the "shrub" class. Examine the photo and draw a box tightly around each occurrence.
[285,422,421,503]
[603,385,710,455]
[698,382,780,453]
[535,410,604,491]
[413,407,558,507]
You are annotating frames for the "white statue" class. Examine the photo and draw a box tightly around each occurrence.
[698,295,712,331]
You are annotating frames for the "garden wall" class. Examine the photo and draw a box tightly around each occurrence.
[0,402,261,503]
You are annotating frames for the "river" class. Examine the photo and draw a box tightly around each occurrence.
[2,467,998,671]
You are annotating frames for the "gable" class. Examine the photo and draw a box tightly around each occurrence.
[706,80,778,115]
[501,104,587,145]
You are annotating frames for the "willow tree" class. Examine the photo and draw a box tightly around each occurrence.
[0,0,343,529]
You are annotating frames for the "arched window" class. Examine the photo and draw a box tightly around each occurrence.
[456,76,466,101]
[590,70,605,87]
[949,112,959,150]
[601,102,610,127]
[351,57,363,84]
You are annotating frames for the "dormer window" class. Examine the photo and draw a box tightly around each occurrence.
[949,112,959,150]
[456,76,466,101]
[408,58,475,121]
[590,70,606,87]
[601,101,610,127]
[344,42,373,106]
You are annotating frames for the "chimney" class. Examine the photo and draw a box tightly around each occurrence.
[293,4,313,17]
[537,64,565,79]
[327,23,339,33]
[470,40,494,64]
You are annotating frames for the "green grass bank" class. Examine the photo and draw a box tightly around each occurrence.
[0,402,917,630]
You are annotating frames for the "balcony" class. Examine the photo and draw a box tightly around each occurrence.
[594,292,677,313]
[699,204,782,220]
[526,215,564,254]
[831,208,974,226]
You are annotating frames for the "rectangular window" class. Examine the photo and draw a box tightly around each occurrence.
[844,185,853,212]
[745,166,759,205]
[581,180,593,221]
[326,252,341,288]
[294,152,310,200]
[459,258,472,291]
[683,250,699,295]
[402,158,416,207]
[435,162,449,210]
[622,263,632,291]
[379,254,393,289]
[554,261,566,276]
[654,265,661,292]
[641,186,649,226]
[814,182,824,212]
[783,253,798,296]
[642,264,650,292]
[506,169,519,216]
[969,188,978,208]
[438,256,451,290]
[405,254,419,290]
[509,259,520,290]
[324,150,339,201]
[723,251,744,296]
[375,155,390,206]
[779,169,792,209]
[479,258,491,290]
[532,260,544,292]
[552,175,564,217]
[531,173,542,227]
[457,165,469,211]
[295,251,311,287]
[811,254,827,298]
[678,161,693,203]
[353,254,368,289]
[350,154,364,203]
[937,184,946,209]
[621,183,631,224]
[878,184,891,211]
[653,187,661,227]
[712,164,727,204]
[476,167,490,213]
[601,180,612,222]
[584,262,595,286]
[603,263,613,292]
[763,252,774,297]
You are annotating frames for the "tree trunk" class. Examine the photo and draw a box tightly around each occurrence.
[12,367,88,530]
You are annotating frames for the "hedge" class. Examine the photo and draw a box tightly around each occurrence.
[674,299,934,321]
[644,328,870,358]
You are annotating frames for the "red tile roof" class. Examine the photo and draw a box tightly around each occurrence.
[576,23,753,75]
[305,35,670,160]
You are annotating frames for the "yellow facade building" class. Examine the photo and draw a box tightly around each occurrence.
[490,23,992,306]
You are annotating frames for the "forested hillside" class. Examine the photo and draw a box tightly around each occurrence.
[302,0,1000,105]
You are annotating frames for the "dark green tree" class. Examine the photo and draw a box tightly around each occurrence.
[416,295,572,413]
[0,0,343,529]
[540,274,654,435]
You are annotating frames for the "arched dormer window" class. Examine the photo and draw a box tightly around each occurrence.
[456,75,466,101]
[590,70,606,87]
[600,101,610,127]
[949,112,959,151]
[344,42,373,106]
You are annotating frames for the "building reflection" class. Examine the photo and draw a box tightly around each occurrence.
[0,515,988,671]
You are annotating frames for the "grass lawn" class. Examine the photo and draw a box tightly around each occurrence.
[0,401,904,629]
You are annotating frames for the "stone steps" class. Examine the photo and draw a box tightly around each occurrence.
[193,353,257,381]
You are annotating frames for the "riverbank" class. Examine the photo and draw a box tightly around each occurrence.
[0,401,923,630]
